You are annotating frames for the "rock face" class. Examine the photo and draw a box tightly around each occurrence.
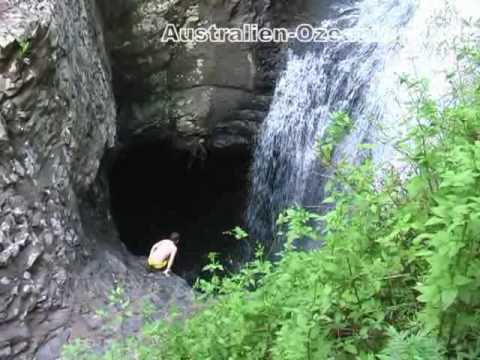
[0,0,301,358]
[98,0,287,152]
[0,0,117,358]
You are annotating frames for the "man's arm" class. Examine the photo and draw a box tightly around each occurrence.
[164,247,177,275]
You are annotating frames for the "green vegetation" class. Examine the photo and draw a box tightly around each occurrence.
[62,339,92,360]
[317,111,353,165]
[62,51,480,359]
[224,226,249,240]
[95,284,133,324]
[17,39,31,58]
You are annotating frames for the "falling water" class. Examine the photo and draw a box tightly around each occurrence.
[247,0,480,252]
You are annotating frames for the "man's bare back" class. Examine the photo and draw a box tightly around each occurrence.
[148,233,180,276]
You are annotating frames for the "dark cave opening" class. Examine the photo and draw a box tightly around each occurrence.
[108,140,250,281]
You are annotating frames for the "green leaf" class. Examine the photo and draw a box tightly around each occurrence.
[344,343,358,355]
[441,288,458,310]
[425,217,445,227]
[453,275,471,287]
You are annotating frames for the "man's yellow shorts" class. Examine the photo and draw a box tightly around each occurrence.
[148,257,167,270]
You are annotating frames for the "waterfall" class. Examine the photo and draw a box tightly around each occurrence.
[247,0,480,252]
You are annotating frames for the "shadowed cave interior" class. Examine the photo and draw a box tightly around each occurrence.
[108,140,250,281]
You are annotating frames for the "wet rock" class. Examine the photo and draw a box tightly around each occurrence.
[35,335,64,360]
[0,323,31,346]
[0,113,8,145]
[0,345,12,359]
[11,342,28,356]
[100,0,285,152]
[84,315,102,331]
[0,0,115,357]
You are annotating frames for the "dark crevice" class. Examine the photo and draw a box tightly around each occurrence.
[108,140,250,282]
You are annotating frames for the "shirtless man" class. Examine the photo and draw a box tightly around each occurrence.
[147,232,179,276]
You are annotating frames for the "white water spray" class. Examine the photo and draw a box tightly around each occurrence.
[247,0,480,251]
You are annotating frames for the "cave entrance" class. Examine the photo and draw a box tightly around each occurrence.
[108,140,250,282]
